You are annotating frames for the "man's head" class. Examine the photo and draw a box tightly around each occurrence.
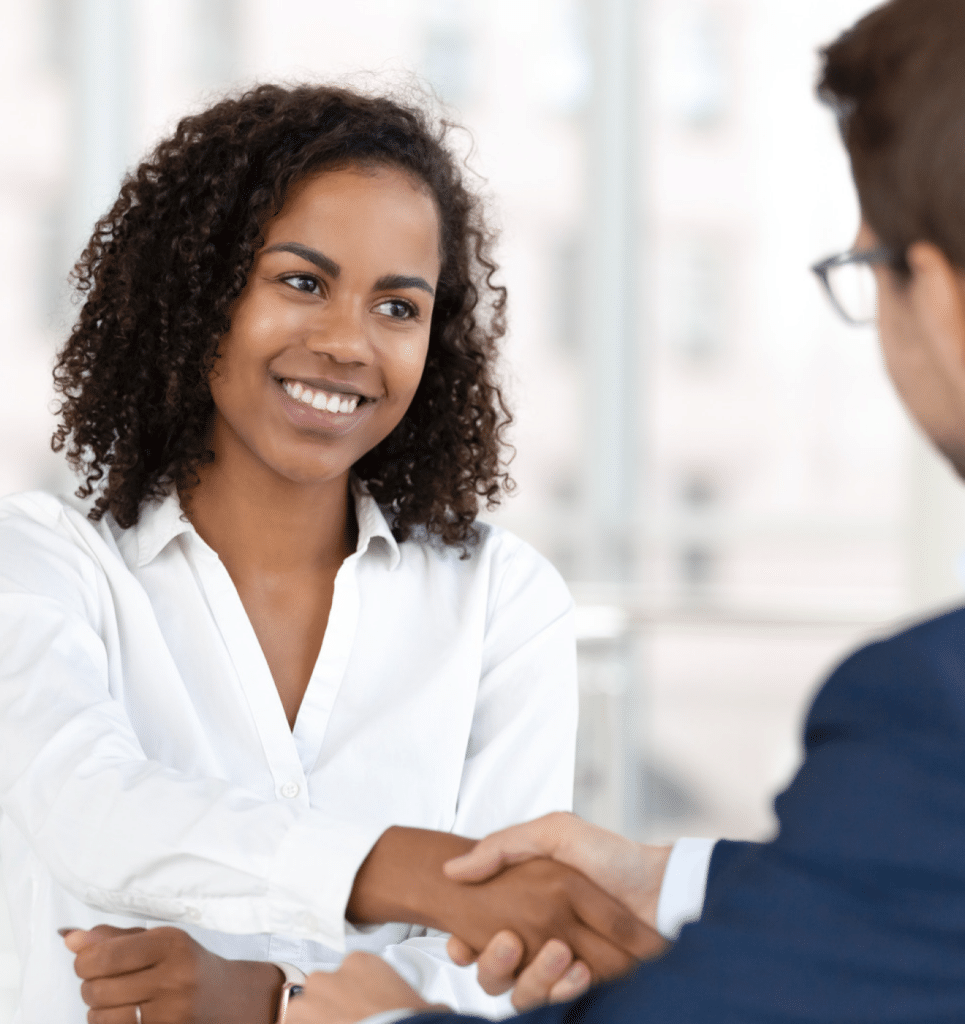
[818,0,965,267]
[819,0,965,476]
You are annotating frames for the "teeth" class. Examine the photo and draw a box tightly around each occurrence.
[282,379,362,415]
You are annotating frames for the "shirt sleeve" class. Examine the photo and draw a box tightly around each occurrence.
[655,838,715,939]
[0,498,381,950]
[370,535,578,1012]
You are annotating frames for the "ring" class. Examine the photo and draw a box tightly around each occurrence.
[135,1006,143,1024]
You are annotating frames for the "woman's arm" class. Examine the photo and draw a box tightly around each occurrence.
[343,539,663,1004]
[0,499,382,948]
[346,825,661,975]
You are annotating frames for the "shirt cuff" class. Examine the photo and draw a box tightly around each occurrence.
[269,812,387,951]
[655,837,715,939]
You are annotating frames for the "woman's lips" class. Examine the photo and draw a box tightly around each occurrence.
[275,377,375,436]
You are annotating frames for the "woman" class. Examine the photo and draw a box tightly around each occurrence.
[0,85,653,1024]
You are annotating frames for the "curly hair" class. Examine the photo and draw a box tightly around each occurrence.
[52,83,513,548]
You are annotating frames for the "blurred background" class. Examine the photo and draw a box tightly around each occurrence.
[4,0,965,1017]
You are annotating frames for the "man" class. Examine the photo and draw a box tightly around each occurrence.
[290,0,965,1018]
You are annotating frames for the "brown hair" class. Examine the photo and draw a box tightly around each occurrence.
[52,83,513,548]
[818,0,965,269]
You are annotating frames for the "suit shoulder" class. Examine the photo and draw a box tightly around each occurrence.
[809,606,965,744]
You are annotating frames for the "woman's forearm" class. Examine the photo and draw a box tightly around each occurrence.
[346,826,475,930]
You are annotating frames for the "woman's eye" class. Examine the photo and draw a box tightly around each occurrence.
[375,298,417,320]
[282,274,321,295]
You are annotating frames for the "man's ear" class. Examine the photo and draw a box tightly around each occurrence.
[905,241,965,383]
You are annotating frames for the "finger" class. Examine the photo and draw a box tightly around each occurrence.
[570,875,667,962]
[511,940,573,1011]
[80,969,157,1012]
[547,961,592,1004]
[446,935,477,967]
[473,931,525,996]
[65,926,145,954]
[565,922,639,983]
[444,816,569,882]
[86,1003,152,1024]
[74,928,167,981]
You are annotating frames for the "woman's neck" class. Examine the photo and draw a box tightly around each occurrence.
[183,459,357,582]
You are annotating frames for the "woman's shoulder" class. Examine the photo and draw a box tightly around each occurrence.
[0,490,120,588]
[400,518,573,612]
[0,489,90,536]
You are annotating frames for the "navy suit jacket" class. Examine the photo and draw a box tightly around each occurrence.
[420,607,965,1022]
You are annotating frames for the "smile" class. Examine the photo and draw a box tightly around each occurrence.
[282,379,362,415]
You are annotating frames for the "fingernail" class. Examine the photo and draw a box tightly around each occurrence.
[564,963,590,987]
[494,940,518,964]
[57,928,78,938]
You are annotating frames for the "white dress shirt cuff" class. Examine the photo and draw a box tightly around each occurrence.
[655,837,715,940]
[269,812,387,950]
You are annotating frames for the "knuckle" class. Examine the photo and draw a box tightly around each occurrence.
[80,979,101,1006]
[610,910,643,945]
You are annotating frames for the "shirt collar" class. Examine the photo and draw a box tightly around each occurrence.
[128,479,401,571]
[130,489,195,568]
[350,477,401,570]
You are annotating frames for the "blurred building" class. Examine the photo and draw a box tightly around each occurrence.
[4,0,965,1019]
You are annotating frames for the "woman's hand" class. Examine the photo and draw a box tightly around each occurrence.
[347,826,664,987]
[285,953,437,1024]
[444,812,673,930]
[64,925,283,1024]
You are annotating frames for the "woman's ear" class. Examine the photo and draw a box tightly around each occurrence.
[905,241,965,384]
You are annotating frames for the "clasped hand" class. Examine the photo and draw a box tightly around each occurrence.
[438,812,671,1008]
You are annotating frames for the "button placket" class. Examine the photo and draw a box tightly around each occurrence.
[185,537,309,800]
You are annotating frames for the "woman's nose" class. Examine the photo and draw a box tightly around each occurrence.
[305,300,373,364]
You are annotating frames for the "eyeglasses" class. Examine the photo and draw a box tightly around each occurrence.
[810,246,900,326]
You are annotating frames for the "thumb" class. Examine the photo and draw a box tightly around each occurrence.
[63,925,145,953]
[443,822,555,882]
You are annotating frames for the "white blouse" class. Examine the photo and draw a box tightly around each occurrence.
[0,483,577,1023]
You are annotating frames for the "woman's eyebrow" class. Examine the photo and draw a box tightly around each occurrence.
[262,244,434,296]
[263,242,340,277]
[374,274,435,297]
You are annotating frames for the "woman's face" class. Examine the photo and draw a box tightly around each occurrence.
[208,164,441,491]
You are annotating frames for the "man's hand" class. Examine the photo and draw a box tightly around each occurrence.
[442,812,674,1008]
[449,930,593,1010]
[64,925,282,1024]
[285,953,437,1024]
[348,826,663,985]
[444,812,673,930]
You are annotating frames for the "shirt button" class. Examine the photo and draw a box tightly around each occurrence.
[185,907,202,922]
[280,782,300,799]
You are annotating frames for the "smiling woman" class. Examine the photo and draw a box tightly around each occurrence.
[0,85,660,1024]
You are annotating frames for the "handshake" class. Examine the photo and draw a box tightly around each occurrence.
[62,813,673,1024]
